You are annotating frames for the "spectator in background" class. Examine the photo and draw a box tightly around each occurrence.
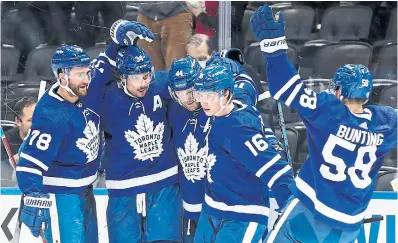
[1,96,37,163]
[186,34,265,96]
[186,1,218,45]
[137,1,193,70]
[1,96,37,186]
[186,34,216,68]
[185,1,248,50]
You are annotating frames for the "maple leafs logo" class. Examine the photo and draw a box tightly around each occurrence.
[177,133,207,182]
[124,114,164,161]
[76,120,100,163]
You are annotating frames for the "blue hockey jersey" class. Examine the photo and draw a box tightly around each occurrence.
[203,100,294,225]
[168,103,208,220]
[233,73,259,107]
[101,71,178,197]
[266,53,398,230]
[16,49,117,194]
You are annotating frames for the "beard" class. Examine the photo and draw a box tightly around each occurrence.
[70,84,88,97]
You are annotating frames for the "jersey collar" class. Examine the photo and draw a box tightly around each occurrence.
[351,108,372,121]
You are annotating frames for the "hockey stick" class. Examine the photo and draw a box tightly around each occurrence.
[275,101,292,166]
[363,216,384,224]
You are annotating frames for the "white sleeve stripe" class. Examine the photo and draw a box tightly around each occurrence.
[264,128,273,133]
[267,165,292,188]
[285,82,303,106]
[16,166,42,176]
[265,135,276,138]
[20,153,49,171]
[98,52,116,67]
[296,177,366,224]
[255,154,281,178]
[273,74,301,100]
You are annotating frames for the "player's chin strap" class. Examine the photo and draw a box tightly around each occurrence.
[58,69,78,97]
[120,79,139,99]
[213,91,233,117]
[136,193,146,217]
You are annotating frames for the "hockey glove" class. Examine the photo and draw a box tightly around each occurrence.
[250,4,288,57]
[20,192,51,237]
[110,20,155,47]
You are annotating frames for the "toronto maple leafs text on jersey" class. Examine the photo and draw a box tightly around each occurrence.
[102,71,179,197]
[16,49,116,194]
[169,102,209,220]
[266,53,398,230]
[203,102,294,225]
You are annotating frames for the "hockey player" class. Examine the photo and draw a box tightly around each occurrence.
[192,65,294,243]
[15,20,154,242]
[168,56,208,243]
[208,57,259,107]
[101,38,181,242]
[250,4,398,242]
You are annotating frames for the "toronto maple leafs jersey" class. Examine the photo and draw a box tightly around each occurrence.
[102,71,178,197]
[16,49,117,194]
[266,53,398,230]
[168,102,209,220]
[234,73,259,106]
[203,100,294,225]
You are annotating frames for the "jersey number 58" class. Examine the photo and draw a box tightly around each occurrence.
[320,134,377,189]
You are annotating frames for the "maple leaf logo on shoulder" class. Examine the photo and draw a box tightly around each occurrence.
[177,133,207,183]
[124,114,164,161]
[76,120,100,163]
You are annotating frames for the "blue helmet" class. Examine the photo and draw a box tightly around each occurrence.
[330,64,373,100]
[169,56,201,92]
[210,57,247,77]
[51,45,91,76]
[116,46,153,75]
[194,64,234,93]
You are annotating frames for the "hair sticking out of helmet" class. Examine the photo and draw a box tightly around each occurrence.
[116,46,154,98]
[51,45,91,96]
[330,64,373,103]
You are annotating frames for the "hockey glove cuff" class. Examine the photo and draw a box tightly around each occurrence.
[20,192,51,237]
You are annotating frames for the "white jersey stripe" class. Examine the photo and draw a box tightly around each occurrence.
[267,165,292,188]
[43,172,97,187]
[20,152,49,171]
[255,154,281,178]
[285,82,303,106]
[16,166,42,176]
[205,194,270,217]
[273,74,300,100]
[265,198,300,243]
[242,222,258,243]
[296,177,366,224]
[106,165,178,189]
[183,200,202,213]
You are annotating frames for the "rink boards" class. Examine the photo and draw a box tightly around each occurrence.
[0,188,397,243]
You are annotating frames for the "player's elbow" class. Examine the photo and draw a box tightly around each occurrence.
[16,169,44,194]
